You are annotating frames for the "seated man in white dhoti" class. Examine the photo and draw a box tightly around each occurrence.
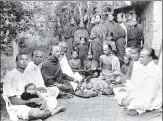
[116,48,162,115]
[25,50,60,98]
[90,44,121,95]
[58,41,83,90]
[3,53,65,121]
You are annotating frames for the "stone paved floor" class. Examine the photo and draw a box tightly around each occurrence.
[1,95,162,121]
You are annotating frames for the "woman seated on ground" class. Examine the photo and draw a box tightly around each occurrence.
[69,50,82,72]
[90,43,121,95]
[83,51,99,78]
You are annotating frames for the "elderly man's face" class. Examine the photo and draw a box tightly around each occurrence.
[139,50,152,66]
[62,44,67,53]
[51,46,61,59]
[32,51,44,66]
[103,45,111,55]
[16,54,28,69]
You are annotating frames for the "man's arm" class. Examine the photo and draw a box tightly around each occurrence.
[9,96,38,105]
[99,56,103,70]
[62,73,75,82]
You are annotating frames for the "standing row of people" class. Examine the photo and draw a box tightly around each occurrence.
[60,12,144,68]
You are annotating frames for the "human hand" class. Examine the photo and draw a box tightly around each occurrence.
[39,100,47,110]
[119,76,127,84]
[37,87,47,93]
[91,67,96,71]
[58,84,69,90]
[54,83,63,89]
[73,79,79,84]
[30,98,42,105]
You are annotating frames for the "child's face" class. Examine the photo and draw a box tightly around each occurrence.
[26,85,36,94]
[131,49,140,61]
[125,48,131,58]
[108,14,114,22]
[124,56,129,64]
[132,18,137,26]
[80,38,85,45]
[72,52,78,59]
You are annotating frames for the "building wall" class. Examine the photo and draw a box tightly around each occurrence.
[140,1,162,56]
[152,1,162,56]
[140,1,154,48]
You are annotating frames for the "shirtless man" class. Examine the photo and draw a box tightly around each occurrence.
[99,44,121,82]
[90,43,121,95]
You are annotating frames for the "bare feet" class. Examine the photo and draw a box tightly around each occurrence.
[121,98,129,107]
[121,98,134,107]
[128,109,139,116]
[58,92,73,99]
[51,106,66,115]
[119,88,127,92]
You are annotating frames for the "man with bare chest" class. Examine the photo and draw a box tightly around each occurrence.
[99,44,121,81]
[90,44,121,95]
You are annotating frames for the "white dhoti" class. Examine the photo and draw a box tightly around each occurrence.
[113,81,133,105]
[59,54,83,91]
[2,95,32,121]
[46,86,60,98]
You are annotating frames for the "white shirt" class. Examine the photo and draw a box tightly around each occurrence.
[3,69,31,97]
[25,61,45,88]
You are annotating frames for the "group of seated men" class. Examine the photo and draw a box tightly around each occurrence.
[2,41,162,120]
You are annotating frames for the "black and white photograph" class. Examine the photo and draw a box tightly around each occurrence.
[0,1,162,121]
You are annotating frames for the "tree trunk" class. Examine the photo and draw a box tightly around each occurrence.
[13,40,19,60]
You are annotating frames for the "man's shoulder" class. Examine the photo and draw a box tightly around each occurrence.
[42,57,54,67]
[26,61,37,70]
[111,54,119,60]
[77,59,81,62]
[100,55,105,59]
[150,61,161,72]
[6,69,18,77]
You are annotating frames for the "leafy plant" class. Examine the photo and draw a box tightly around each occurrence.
[0,1,32,56]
